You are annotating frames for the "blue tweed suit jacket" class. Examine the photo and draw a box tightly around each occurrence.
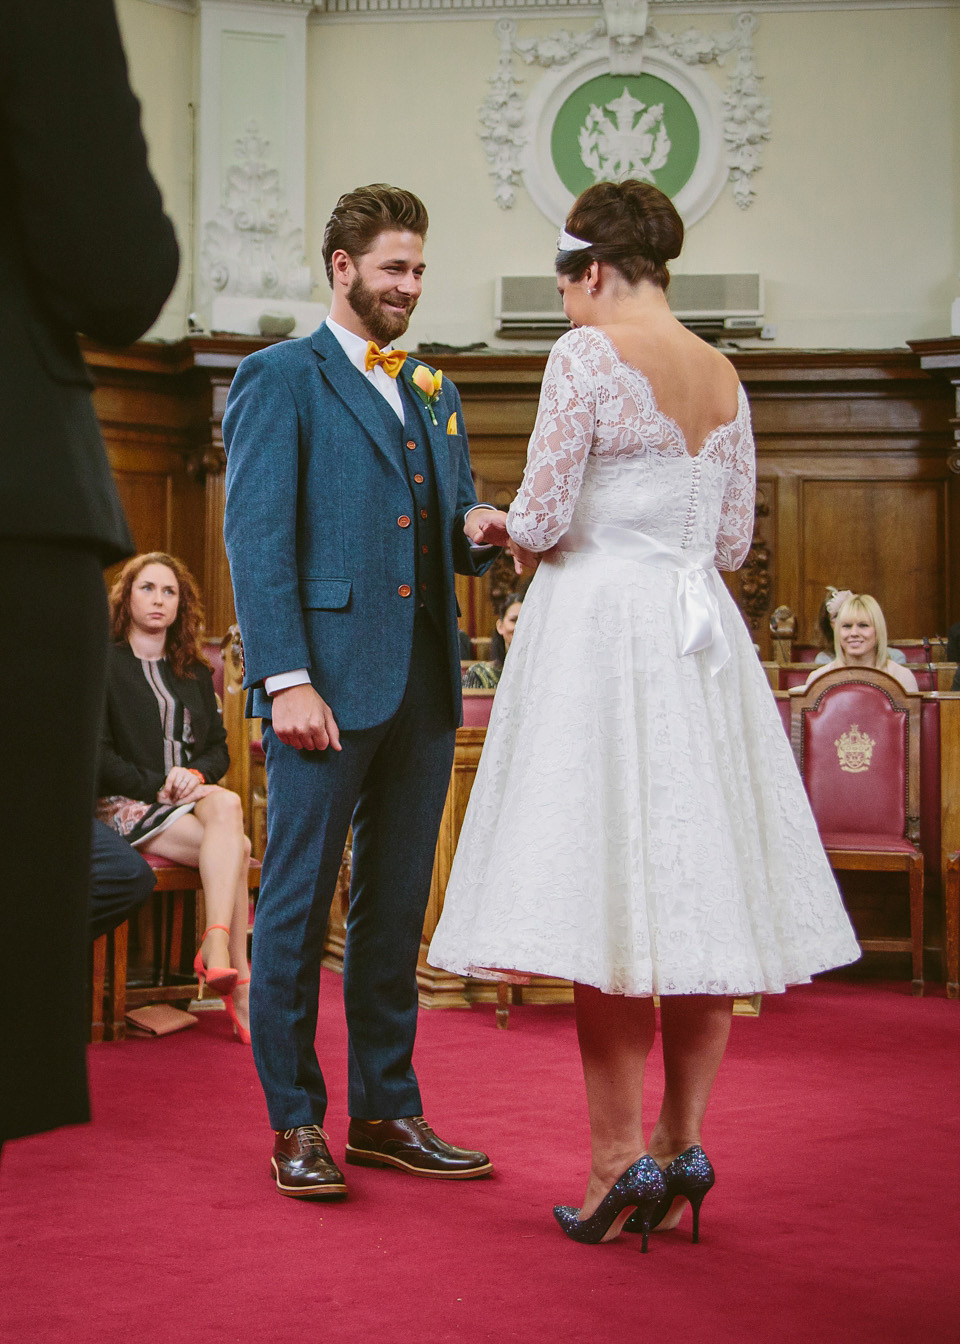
[222,323,494,730]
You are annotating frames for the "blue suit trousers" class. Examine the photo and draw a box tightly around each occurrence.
[250,610,457,1127]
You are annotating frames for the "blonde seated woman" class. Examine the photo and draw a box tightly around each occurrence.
[804,593,918,693]
[97,553,252,1043]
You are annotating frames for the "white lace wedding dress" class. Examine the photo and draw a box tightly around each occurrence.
[429,327,860,996]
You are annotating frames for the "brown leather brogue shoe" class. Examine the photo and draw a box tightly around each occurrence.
[271,1126,347,1199]
[345,1115,493,1179]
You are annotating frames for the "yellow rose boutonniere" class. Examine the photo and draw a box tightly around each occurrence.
[411,364,443,425]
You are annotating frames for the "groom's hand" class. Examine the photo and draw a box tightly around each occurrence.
[464,509,509,548]
[271,683,342,752]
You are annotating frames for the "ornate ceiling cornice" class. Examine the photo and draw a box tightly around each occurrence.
[142,0,958,19]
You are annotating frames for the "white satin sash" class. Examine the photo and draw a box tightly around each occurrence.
[555,521,732,677]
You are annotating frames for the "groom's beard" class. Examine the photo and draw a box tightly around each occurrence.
[347,274,417,346]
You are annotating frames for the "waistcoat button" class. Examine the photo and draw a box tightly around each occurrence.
[398,584,412,598]
[398,516,411,528]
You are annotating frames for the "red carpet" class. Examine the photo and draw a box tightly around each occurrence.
[2,977,958,1343]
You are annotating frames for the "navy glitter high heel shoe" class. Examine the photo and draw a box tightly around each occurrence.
[625,1145,715,1244]
[553,1155,667,1250]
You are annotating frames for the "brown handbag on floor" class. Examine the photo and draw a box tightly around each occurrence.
[124,1004,198,1036]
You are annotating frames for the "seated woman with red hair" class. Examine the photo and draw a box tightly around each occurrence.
[97,552,252,1043]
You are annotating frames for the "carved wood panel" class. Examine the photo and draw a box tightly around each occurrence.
[799,480,945,645]
[85,339,959,654]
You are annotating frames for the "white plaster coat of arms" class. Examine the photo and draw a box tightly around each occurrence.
[579,86,671,184]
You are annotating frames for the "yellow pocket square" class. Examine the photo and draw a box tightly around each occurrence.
[446,412,458,436]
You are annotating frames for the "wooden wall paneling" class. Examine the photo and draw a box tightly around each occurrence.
[192,368,242,636]
[444,355,541,639]
[169,468,208,600]
[940,695,960,861]
[88,341,204,596]
[910,339,960,625]
[85,339,959,656]
[723,477,777,656]
[799,479,945,642]
[739,350,957,647]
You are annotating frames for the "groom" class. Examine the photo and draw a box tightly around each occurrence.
[223,184,504,1198]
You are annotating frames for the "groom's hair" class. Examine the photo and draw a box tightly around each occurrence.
[322,184,429,285]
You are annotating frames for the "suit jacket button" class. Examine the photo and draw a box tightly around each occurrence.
[398,516,411,528]
[414,474,425,484]
[406,440,417,451]
[398,584,412,598]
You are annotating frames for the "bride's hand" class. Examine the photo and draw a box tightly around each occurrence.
[507,541,541,575]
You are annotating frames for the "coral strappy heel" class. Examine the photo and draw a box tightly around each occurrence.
[224,976,251,1045]
[193,924,239,996]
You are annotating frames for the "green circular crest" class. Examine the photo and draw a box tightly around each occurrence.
[551,74,700,200]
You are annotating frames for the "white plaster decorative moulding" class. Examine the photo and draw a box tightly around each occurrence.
[482,8,770,222]
[519,47,730,225]
[142,0,958,17]
[201,120,313,300]
[193,0,326,335]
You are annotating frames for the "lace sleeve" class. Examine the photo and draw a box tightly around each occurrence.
[714,387,756,572]
[507,334,597,552]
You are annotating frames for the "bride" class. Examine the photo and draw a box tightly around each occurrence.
[433,179,860,1249]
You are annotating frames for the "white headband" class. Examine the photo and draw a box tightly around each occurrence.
[557,227,592,252]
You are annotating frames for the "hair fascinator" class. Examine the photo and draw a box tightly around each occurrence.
[824,587,854,619]
[557,227,592,253]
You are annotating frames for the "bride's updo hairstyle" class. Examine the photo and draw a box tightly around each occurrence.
[556,179,684,291]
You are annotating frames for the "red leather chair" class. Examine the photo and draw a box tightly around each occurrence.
[778,664,819,690]
[91,852,262,1040]
[789,667,924,994]
[461,688,496,728]
[789,644,823,664]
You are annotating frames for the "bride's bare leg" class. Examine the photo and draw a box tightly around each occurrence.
[647,994,732,1229]
[573,983,656,1218]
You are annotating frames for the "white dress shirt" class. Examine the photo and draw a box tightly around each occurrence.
[324,315,405,423]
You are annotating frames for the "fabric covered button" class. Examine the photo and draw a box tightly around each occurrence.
[398,584,412,598]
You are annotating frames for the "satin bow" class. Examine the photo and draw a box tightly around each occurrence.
[555,522,732,677]
[364,342,408,379]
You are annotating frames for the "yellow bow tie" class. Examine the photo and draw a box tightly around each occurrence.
[365,342,408,379]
